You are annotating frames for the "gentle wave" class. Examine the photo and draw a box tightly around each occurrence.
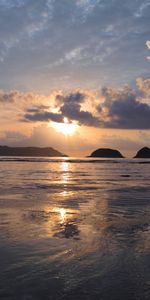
[0,158,150,300]
[0,156,150,164]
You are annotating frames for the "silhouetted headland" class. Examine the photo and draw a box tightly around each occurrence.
[134,147,150,158]
[0,146,67,157]
[89,148,124,158]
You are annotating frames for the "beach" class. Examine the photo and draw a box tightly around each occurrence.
[0,157,150,299]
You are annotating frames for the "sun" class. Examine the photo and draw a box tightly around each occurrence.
[51,117,79,136]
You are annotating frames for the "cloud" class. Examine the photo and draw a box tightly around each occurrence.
[24,110,63,123]
[135,3,150,18]
[101,85,150,129]
[0,0,150,91]
[0,89,58,109]
[58,92,100,126]
[136,78,150,96]
[105,97,150,129]
[24,83,150,129]
[56,91,85,104]
[0,90,15,103]
[1,78,150,130]
[24,91,100,127]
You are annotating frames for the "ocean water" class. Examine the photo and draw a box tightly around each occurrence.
[0,157,150,300]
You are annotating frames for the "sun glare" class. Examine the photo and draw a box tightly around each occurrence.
[51,117,78,136]
[59,208,66,221]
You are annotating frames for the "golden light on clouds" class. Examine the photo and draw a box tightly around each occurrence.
[50,117,79,136]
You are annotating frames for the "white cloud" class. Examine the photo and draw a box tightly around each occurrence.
[134,2,150,18]
[65,47,83,61]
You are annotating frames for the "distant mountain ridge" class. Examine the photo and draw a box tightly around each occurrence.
[89,148,124,158]
[0,146,66,157]
[134,147,150,158]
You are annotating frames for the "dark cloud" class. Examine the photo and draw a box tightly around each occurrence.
[24,111,63,123]
[26,105,51,113]
[104,92,150,129]
[56,92,85,104]
[1,81,150,129]
[100,85,150,129]
[24,91,100,126]
[23,83,150,129]
[59,92,100,126]
[61,103,100,126]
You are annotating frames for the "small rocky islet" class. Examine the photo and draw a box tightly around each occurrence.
[134,147,150,158]
[89,148,124,158]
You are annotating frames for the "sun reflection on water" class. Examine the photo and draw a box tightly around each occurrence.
[61,161,69,184]
[59,208,66,223]
[61,160,69,172]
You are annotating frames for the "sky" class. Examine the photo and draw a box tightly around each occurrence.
[0,0,150,157]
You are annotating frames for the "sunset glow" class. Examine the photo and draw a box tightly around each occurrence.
[0,0,150,157]
[51,117,79,136]
[1,1,150,299]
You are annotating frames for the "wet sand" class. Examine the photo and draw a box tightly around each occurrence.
[0,157,150,299]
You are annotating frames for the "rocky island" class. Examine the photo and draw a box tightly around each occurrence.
[134,147,150,158]
[0,146,67,157]
[90,148,124,158]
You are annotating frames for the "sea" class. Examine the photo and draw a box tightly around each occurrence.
[0,157,150,300]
